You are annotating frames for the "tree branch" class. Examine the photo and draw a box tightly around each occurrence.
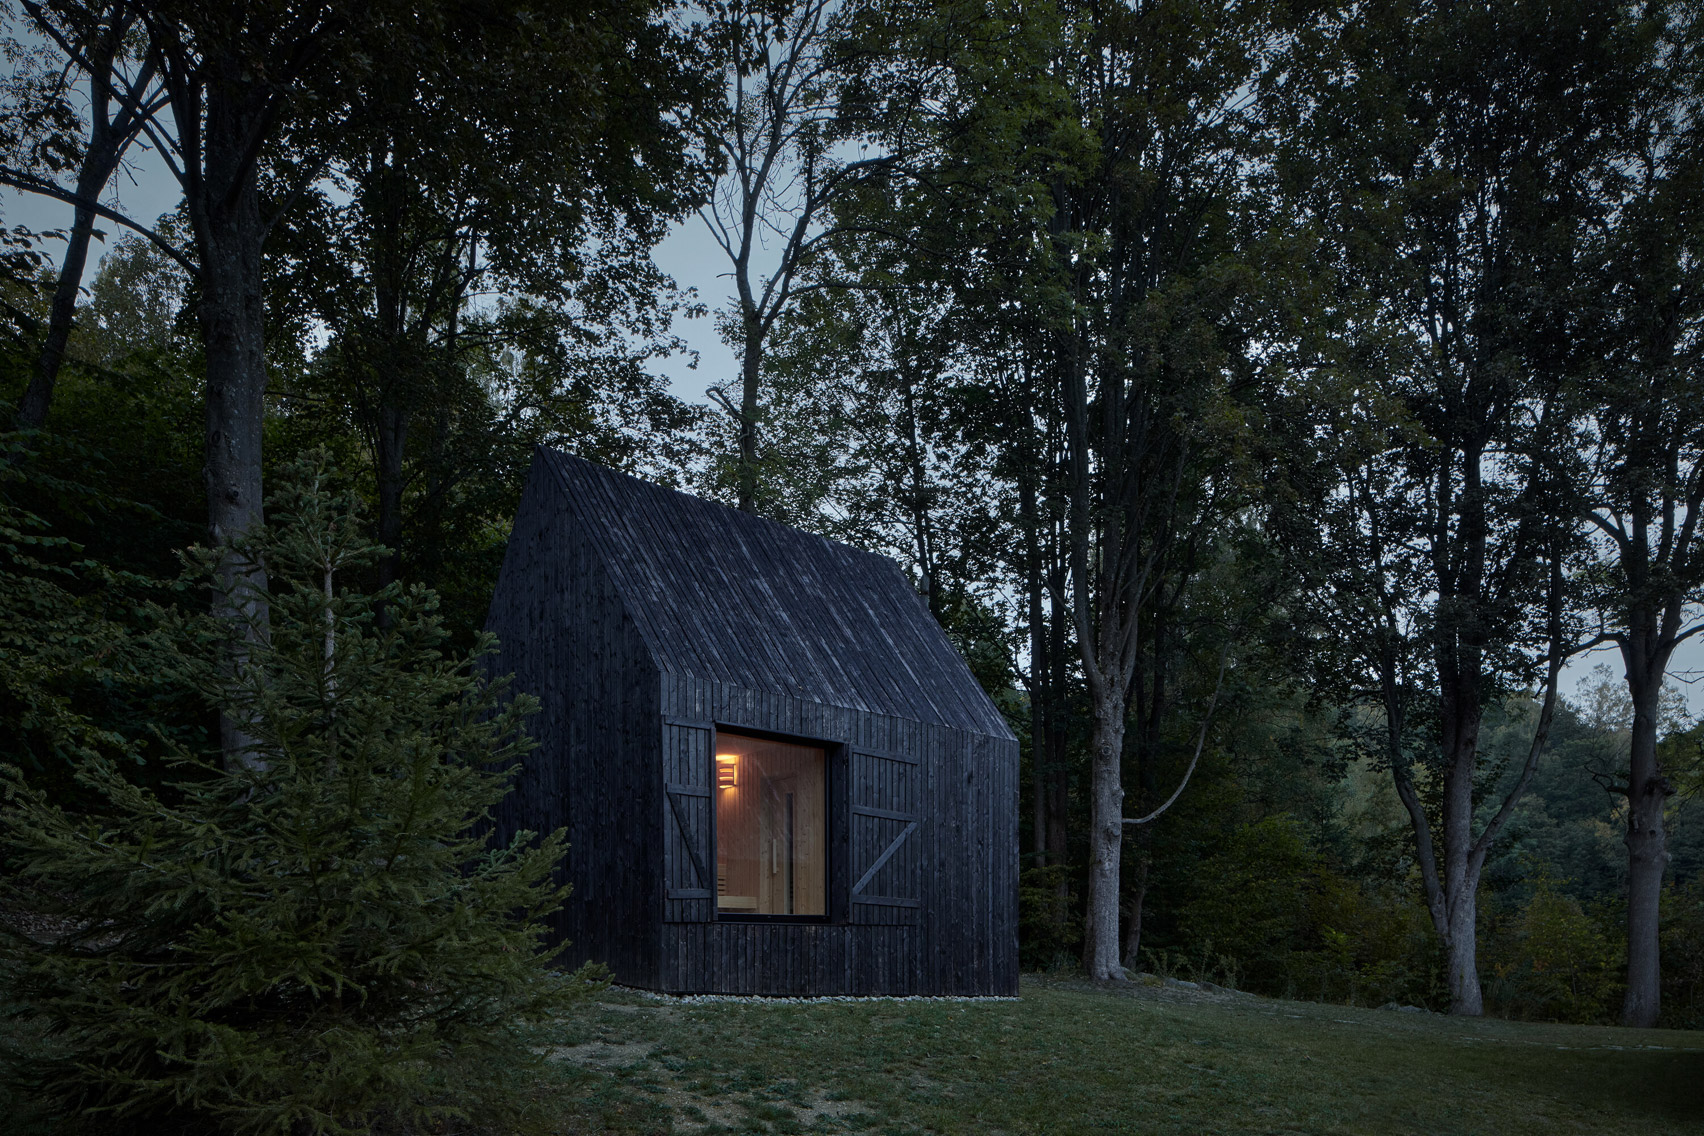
[1124,640,1230,827]
[0,165,198,276]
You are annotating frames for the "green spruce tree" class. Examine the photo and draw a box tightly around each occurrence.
[0,452,593,1135]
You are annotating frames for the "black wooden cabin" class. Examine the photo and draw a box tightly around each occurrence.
[484,447,1019,996]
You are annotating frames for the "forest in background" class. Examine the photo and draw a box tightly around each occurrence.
[2,0,1704,1042]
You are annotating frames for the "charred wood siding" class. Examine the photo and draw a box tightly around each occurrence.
[662,721,714,923]
[656,678,1014,996]
[540,449,1008,737]
[849,747,920,923]
[485,448,1019,997]
[485,467,662,988]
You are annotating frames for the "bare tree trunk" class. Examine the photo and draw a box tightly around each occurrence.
[899,368,941,619]
[1438,677,1486,1016]
[1046,579,1070,888]
[1391,631,1565,1017]
[1390,675,1562,1017]
[1444,877,1484,1016]
[1122,845,1150,969]
[1083,692,1127,979]
[191,69,272,770]
[16,143,117,428]
[1379,560,1568,1019]
[376,401,408,590]
[1622,627,1674,1028]
[1064,330,1141,980]
[15,15,141,429]
[737,312,761,512]
[1031,724,1048,865]
[1122,651,1162,970]
[371,148,409,595]
[1021,474,1049,867]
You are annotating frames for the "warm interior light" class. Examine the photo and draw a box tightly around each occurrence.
[714,732,827,917]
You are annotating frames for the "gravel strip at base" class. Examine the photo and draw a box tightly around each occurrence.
[612,985,1018,1005]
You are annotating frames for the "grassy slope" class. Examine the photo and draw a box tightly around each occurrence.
[542,976,1704,1136]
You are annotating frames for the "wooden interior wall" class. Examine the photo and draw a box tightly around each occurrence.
[486,465,662,988]
[712,733,827,917]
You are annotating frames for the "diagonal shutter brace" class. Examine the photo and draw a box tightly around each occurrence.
[851,820,917,897]
[665,787,710,890]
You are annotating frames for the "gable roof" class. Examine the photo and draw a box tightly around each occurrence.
[533,446,1013,739]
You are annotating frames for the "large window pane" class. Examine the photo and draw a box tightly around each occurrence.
[714,732,826,916]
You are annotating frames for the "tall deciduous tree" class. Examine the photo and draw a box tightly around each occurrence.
[1274,0,1651,1014]
[1573,10,1704,1027]
[132,1,393,765]
[696,0,934,512]
[821,0,1273,975]
[6,2,690,764]
[292,0,709,599]
[1033,0,1272,981]
[4,1,358,762]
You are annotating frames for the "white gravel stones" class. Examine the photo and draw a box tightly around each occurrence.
[613,986,1018,1006]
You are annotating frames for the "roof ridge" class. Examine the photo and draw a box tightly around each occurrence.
[531,445,1014,739]
[541,445,894,567]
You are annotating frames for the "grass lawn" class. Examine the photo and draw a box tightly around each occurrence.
[539,975,1704,1136]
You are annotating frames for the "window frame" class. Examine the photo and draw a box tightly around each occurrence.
[709,722,843,925]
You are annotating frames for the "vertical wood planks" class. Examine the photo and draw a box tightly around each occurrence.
[493,449,1021,998]
[663,721,715,923]
[848,747,921,925]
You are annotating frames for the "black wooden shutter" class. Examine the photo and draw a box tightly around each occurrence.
[663,720,714,922]
[849,748,920,922]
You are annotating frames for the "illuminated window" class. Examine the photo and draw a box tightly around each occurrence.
[714,732,826,917]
